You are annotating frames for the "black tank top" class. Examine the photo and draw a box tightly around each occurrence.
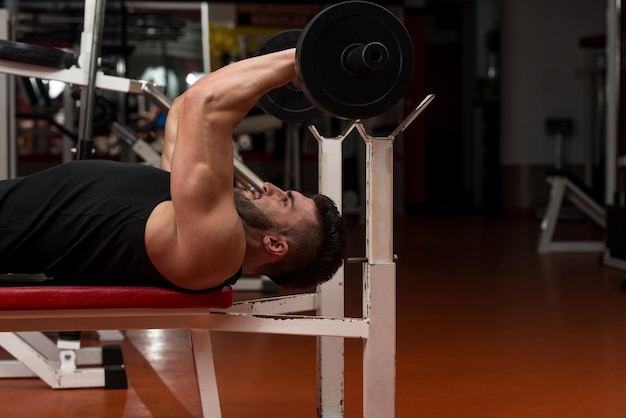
[0,160,241,290]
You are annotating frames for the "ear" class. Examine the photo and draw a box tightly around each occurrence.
[263,235,288,258]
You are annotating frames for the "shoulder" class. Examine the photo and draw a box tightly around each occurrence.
[145,200,246,291]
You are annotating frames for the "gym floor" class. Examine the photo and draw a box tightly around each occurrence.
[1,214,625,417]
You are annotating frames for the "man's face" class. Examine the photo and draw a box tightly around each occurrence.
[234,183,318,232]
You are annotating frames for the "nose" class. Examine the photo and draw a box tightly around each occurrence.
[262,182,285,197]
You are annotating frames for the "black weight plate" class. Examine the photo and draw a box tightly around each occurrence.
[296,1,415,120]
[0,40,75,69]
[254,30,322,122]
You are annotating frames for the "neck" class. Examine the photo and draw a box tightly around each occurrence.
[240,225,266,275]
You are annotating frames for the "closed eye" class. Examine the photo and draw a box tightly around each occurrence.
[285,191,294,208]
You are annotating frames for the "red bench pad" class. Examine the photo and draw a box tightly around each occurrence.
[0,286,233,310]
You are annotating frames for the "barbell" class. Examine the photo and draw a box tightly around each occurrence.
[254,1,415,122]
[0,40,76,69]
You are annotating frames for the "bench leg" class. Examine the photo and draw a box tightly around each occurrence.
[363,263,396,418]
[0,332,127,389]
[190,329,222,418]
[16,332,116,366]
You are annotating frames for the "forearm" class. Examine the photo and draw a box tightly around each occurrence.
[187,49,297,128]
[161,49,296,172]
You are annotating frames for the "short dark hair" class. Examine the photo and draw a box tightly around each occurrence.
[259,194,347,289]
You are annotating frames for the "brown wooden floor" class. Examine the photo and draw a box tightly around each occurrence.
[2,214,626,417]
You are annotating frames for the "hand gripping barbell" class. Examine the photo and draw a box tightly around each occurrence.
[254,1,415,122]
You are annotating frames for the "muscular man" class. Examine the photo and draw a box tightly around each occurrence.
[0,49,347,291]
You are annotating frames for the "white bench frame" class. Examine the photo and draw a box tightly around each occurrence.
[0,96,433,417]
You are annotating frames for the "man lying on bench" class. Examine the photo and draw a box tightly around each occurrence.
[0,49,347,292]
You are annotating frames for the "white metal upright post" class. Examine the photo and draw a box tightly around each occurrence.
[77,0,106,159]
[0,8,16,180]
[200,2,210,74]
[358,123,397,418]
[312,122,352,417]
[359,94,433,417]
[606,0,621,204]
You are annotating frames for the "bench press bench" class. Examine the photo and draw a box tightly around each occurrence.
[0,284,233,416]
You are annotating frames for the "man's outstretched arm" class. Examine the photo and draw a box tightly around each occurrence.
[152,50,297,288]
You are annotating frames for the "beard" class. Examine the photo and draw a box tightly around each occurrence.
[233,188,274,230]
